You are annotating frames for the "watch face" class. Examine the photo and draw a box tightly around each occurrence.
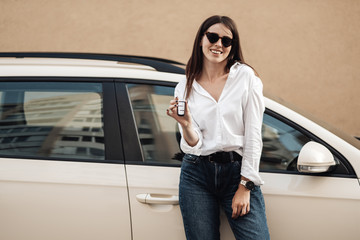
[246,181,255,191]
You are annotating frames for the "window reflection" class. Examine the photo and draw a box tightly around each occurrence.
[261,114,310,171]
[127,84,181,164]
[0,83,104,161]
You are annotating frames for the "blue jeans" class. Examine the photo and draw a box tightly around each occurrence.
[179,154,270,240]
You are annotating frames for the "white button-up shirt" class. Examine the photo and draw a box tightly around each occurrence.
[175,62,265,185]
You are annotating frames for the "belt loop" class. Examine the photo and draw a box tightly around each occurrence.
[209,155,214,163]
[230,151,234,162]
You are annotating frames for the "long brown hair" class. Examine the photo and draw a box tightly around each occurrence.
[185,15,253,99]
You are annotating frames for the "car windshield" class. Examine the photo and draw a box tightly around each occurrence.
[265,93,360,150]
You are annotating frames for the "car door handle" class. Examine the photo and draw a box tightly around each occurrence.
[136,193,179,205]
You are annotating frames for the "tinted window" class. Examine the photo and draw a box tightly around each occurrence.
[127,84,181,165]
[0,82,104,161]
[261,113,311,172]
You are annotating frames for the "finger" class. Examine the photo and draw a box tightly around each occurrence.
[233,203,242,219]
[166,107,176,116]
[238,204,244,217]
[240,204,248,216]
[168,103,177,112]
[168,101,177,108]
[232,206,237,219]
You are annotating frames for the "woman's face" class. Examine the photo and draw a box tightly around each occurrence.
[201,23,233,65]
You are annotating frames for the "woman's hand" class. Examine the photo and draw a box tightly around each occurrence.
[167,97,199,147]
[166,97,192,127]
[232,178,251,219]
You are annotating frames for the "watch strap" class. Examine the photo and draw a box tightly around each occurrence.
[240,179,255,191]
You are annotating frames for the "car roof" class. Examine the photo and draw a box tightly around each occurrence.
[0,52,185,73]
[0,52,185,82]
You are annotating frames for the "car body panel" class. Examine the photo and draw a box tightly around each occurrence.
[261,172,360,239]
[125,165,184,240]
[125,164,235,240]
[0,158,131,240]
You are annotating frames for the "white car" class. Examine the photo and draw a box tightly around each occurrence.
[0,53,359,240]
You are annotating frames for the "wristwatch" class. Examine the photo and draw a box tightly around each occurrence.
[240,179,255,191]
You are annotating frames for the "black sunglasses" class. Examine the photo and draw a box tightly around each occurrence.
[205,32,233,48]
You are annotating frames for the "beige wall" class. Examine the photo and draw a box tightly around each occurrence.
[1,0,359,136]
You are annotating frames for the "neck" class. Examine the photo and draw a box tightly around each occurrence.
[201,59,228,82]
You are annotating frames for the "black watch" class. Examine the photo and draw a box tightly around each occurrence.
[240,180,255,191]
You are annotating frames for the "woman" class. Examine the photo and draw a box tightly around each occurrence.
[167,15,270,240]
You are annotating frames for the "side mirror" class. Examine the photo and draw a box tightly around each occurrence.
[297,141,336,173]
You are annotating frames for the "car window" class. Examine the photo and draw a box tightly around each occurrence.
[127,83,182,165]
[261,113,311,172]
[126,83,314,171]
[0,82,104,161]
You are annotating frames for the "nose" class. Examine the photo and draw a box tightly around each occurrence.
[215,38,222,47]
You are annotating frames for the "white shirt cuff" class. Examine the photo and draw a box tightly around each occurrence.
[180,129,202,156]
[241,158,264,186]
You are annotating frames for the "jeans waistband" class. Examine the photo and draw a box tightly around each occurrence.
[200,151,242,163]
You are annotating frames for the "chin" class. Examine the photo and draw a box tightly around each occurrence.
[209,56,228,64]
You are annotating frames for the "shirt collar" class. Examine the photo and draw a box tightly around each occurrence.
[192,79,212,99]
[229,62,241,77]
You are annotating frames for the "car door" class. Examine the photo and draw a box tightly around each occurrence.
[0,80,131,240]
[115,81,184,240]
[259,111,360,240]
[116,80,235,240]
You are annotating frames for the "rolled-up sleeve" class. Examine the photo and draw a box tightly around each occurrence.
[178,122,203,155]
[241,75,265,185]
